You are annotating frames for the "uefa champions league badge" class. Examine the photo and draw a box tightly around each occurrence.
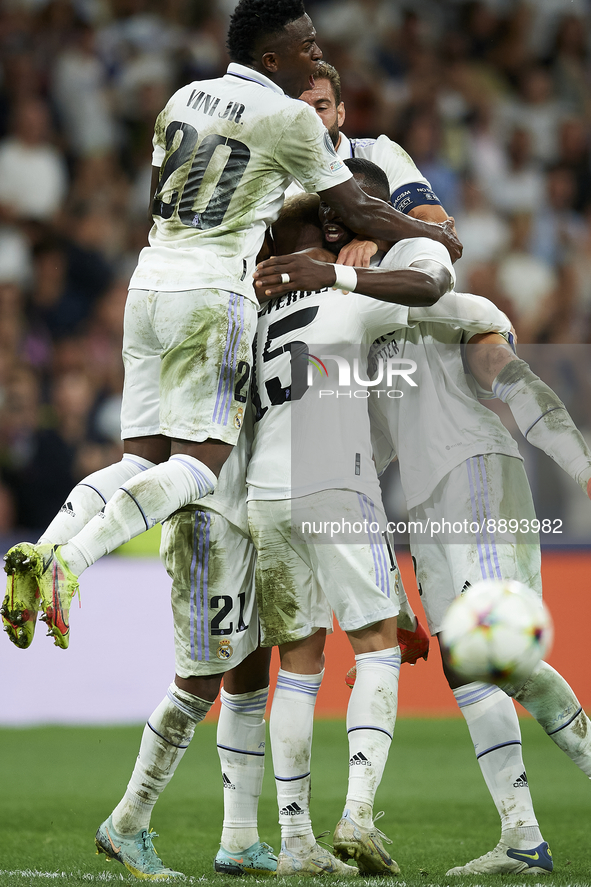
[217,640,233,660]
[234,408,244,429]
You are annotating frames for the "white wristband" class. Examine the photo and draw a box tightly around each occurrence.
[332,265,357,293]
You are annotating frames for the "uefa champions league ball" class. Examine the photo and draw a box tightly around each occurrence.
[440,579,553,684]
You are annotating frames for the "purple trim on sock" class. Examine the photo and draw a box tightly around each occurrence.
[147,720,190,749]
[347,725,393,740]
[547,705,582,736]
[217,743,265,757]
[476,739,521,760]
[274,772,311,782]
[120,487,150,531]
[78,483,107,504]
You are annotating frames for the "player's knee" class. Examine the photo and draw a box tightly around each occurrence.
[175,672,223,703]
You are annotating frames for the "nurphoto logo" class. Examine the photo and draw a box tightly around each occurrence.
[307,354,418,399]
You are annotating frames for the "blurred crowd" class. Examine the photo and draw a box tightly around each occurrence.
[1,0,591,537]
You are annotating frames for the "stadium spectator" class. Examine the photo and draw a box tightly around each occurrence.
[0,97,68,224]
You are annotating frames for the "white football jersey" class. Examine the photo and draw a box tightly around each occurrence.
[284,131,437,205]
[130,63,351,301]
[369,287,521,510]
[246,237,454,502]
[247,287,407,502]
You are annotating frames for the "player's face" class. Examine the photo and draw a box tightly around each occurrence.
[319,175,382,248]
[273,15,323,98]
[299,77,345,148]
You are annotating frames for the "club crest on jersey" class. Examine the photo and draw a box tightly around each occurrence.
[216,640,233,660]
[234,408,244,429]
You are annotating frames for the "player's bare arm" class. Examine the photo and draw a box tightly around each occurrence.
[335,204,455,266]
[319,176,462,262]
[254,252,451,305]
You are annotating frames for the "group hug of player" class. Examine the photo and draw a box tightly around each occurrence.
[2,0,591,880]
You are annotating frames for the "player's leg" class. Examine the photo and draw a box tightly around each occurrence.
[507,662,591,778]
[480,455,591,780]
[95,673,220,879]
[215,645,277,873]
[411,461,552,876]
[345,539,428,685]
[9,290,256,649]
[248,498,356,877]
[167,503,276,875]
[96,503,262,878]
[302,490,400,875]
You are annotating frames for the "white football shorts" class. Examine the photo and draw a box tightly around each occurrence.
[121,288,257,445]
[408,453,542,635]
[248,490,400,647]
[160,505,259,677]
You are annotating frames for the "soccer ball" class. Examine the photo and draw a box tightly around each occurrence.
[440,579,553,685]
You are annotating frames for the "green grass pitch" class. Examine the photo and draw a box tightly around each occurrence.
[0,718,588,887]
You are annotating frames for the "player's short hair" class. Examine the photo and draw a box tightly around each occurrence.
[227,0,307,66]
[314,62,342,107]
[345,158,390,201]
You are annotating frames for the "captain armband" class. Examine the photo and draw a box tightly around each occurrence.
[391,182,442,214]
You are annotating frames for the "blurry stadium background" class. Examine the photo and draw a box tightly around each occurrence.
[0,0,590,725]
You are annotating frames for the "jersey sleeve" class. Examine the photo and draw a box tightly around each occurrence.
[380,237,456,289]
[274,104,352,194]
[370,135,442,211]
[354,293,410,339]
[408,291,512,336]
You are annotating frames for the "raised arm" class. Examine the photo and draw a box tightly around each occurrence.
[254,252,451,306]
[318,177,462,262]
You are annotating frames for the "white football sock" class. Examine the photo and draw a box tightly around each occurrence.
[112,683,212,835]
[270,669,323,850]
[510,661,591,778]
[493,360,591,494]
[345,647,400,827]
[59,454,217,576]
[217,687,268,852]
[454,682,541,842]
[38,455,155,545]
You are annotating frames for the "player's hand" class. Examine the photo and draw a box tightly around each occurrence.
[336,237,378,267]
[436,217,463,262]
[254,253,336,299]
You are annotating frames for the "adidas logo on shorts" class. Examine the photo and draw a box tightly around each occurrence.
[280,802,304,816]
[349,752,371,766]
[513,771,529,787]
[222,773,236,790]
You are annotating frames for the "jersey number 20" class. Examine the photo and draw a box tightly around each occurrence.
[153,121,251,229]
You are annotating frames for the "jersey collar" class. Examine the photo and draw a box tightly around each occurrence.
[225,63,285,95]
[336,133,352,159]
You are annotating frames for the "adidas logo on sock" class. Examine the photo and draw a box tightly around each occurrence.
[513,771,529,787]
[349,752,371,766]
[460,580,472,595]
[279,803,304,816]
[222,773,235,790]
[59,501,76,517]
